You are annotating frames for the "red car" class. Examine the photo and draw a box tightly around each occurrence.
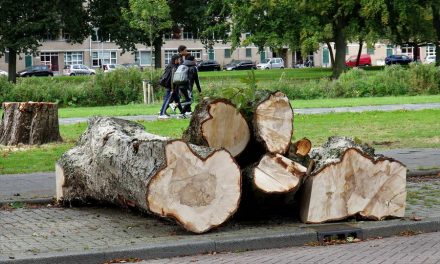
[345,54,372,67]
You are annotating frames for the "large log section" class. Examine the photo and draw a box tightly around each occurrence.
[0,102,62,145]
[56,117,241,233]
[300,137,407,223]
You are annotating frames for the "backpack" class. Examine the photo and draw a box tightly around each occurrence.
[172,64,189,85]
[159,65,173,88]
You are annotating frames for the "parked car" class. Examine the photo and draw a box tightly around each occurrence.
[256,58,285,69]
[17,65,53,77]
[345,54,372,67]
[63,64,95,76]
[102,64,125,72]
[224,60,256,71]
[0,70,7,76]
[385,55,412,65]
[424,55,436,64]
[197,60,221,71]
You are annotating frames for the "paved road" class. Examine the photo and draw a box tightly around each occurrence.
[58,103,440,125]
[146,232,440,264]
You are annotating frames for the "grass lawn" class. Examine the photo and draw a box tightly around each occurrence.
[1,109,439,174]
[52,94,440,118]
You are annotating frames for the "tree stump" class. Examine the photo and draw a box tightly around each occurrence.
[0,102,62,145]
[56,117,241,233]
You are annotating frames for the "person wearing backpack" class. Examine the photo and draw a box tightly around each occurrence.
[158,54,185,119]
[180,55,201,114]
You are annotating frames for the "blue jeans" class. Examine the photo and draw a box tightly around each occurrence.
[159,89,182,115]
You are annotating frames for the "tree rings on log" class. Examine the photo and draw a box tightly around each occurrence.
[183,99,250,157]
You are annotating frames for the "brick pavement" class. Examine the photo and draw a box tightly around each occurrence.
[1,178,439,262]
[146,231,440,264]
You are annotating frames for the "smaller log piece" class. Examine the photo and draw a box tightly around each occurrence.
[57,117,241,234]
[251,154,307,194]
[253,91,293,154]
[183,98,250,157]
[300,136,406,224]
[0,102,62,145]
[291,138,312,157]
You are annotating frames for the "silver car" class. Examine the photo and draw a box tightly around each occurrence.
[63,64,95,76]
[257,58,285,69]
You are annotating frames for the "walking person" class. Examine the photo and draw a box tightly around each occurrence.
[179,55,201,114]
[158,54,185,119]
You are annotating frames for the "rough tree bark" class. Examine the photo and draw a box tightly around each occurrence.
[300,136,407,224]
[56,117,241,233]
[182,99,251,157]
[0,102,62,145]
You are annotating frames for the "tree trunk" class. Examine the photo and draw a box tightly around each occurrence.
[56,117,241,234]
[7,48,17,83]
[154,37,163,69]
[300,136,406,223]
[412,43,420,62]
[326,42,336,67]
[333,24,347,79]
[356,39,363,67]
[252,91,293,154]
[432,3,440,66]
[182,98,251,157]
[0,102,62,145]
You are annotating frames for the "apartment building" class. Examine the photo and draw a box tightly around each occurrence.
[0,33,272,74]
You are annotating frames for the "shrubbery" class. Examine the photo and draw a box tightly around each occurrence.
[1,64,440,107]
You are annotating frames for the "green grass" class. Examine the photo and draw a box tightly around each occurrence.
[1,109,439,174]
[52,95,440,118]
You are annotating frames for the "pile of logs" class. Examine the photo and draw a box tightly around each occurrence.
[56,91,407,234]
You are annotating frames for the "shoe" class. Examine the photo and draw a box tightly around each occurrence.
[177,113,187,119]
[158,115,170,120]
[169,103,177,113]
[185,111,192,116]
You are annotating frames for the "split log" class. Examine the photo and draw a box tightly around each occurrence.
[56,117,241,233]
[290,138,312,157]
[0,102,62,145]
[182,99,250,157]
[300,136,406,223]
[252,91,293,154]
[247,154,306,194]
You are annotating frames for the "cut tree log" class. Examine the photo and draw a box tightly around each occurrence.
[56,117,241,233]
[290,138,312,157]
[0,102,62,145]
[183,99,250,157]
[247,154,306,194]
[300,137,406,223]
[252,91,293,155]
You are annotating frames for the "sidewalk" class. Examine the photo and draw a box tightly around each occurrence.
[58,102,440,125]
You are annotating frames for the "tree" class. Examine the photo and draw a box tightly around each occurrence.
[429,0,440,65]
[123,0,172,74]
[0,0,90,83]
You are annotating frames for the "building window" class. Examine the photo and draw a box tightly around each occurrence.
[245,48,252,58]
[135,51,153,66]
[183,32,193,40]
[427,45,436,56]
[224,49,231,59]
[164,50,178,65]
[401,45,413,58]
[208,48,215,60]
[163,33,172,40]
[64,52,83,65]
[367,47,375,55]
[92,51,117,67]
[245,33,251,39]
[188,50,202,60]
[40,52,59,70]
[387,45,394,56]
[5,51,9,63]
[345,46,349,55]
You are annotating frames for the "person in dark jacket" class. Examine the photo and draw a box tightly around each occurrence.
[158,54,185,119]
[178,55,201,114]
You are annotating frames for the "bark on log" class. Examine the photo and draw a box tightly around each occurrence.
[182,99,250,157]
[0,102,62,145]
[252,91,293,155]
[300,136,406,223]
[56,117,241,233]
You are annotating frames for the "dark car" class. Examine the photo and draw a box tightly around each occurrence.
[197,60,221,71]
[17,65,53,77]
[224,60,256,71]
[385,55,412,65]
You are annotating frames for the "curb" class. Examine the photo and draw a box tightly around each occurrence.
[0,198,53,206]
[1,218,439,264]
[407,169,440,177]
